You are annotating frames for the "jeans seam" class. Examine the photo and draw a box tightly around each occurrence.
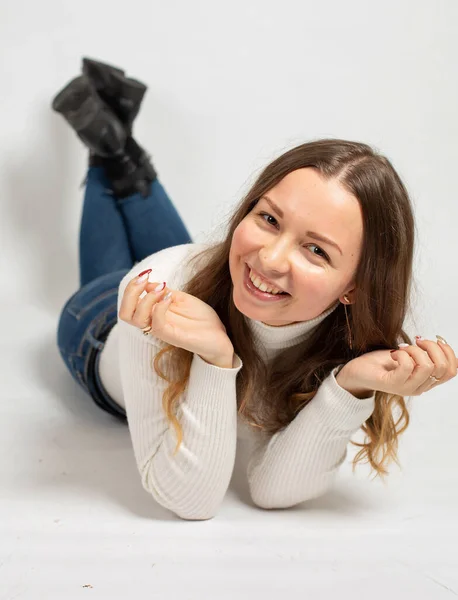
[67,287,119,320]
[68,355,87,387]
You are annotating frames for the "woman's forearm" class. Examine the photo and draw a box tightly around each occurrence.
[247,367,376,509]
[119,321,243,520]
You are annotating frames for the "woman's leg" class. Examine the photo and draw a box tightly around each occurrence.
[55,65,193,418]
[115,177,193,264]
[61,164,193,419]
[79,166,135,287]
[57,269,128,420]
[80,164,193,285]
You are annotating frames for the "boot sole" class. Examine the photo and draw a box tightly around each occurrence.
[52,75,92,114]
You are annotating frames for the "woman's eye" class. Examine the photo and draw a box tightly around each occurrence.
[257,212,330,262]
[308,244,329,260]
[258,212,278,227]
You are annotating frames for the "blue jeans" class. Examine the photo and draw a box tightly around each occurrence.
[56,166,193,419]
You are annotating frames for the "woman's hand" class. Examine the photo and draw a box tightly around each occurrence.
[338,336,458,397]
[119,269,234,366]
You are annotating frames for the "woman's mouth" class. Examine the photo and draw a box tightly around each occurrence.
[243,264,290,303]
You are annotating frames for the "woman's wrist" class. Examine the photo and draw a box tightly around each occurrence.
[335,364,374,399]
[198,345,235,368]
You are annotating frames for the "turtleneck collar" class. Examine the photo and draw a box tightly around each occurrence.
[244,300,340,351]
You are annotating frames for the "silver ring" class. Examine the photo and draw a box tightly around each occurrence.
[429,375,440,383]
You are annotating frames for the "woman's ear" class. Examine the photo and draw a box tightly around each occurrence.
[341,288,356,304]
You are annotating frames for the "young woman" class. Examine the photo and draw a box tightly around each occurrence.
[55,58,457,521]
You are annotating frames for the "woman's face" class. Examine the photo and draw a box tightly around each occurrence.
[228,167,364,326]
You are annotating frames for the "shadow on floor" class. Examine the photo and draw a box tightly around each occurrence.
[31,333,377,522]
[29,334,176,521]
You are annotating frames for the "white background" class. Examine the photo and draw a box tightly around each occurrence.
[1,1,457,598]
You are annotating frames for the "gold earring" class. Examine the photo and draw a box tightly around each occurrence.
[343,295,353,350]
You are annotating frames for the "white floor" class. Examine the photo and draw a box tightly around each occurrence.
[1,303,457,600]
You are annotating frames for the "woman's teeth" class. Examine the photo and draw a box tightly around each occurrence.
[249,269,285,295]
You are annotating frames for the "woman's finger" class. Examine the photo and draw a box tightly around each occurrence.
[414,338,450,380]
[397,344,436,391]
[148,290,174,335]
[414,338,457,395]
[417,337,457,380]
[132,283,167,328]
[389,348,417,386]
[119,269,153,322]
[388,337,457,397]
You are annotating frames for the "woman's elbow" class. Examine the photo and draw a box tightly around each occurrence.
[250,489,301,510]
[145,489,220,520]
[142,480,221,521]
[175,509,217,521]
[139,458,232,521]
[250,479,334,510]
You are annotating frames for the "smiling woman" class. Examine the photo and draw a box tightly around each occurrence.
[145,140,417,485]
[54,62,423,521]
[228,167,362,327]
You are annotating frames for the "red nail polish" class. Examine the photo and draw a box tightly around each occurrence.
[390,350,397,353]
[138,269,152,278]
[153,281,166,292]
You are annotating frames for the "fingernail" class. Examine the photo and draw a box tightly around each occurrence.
[390,350,397,354]
[398,343,409,348]
[153,281,166,292]
[415,335,424,341]
[160,291,172,303]
[436,335,448,345]
[136,269,152,284]
[138,269,152,277]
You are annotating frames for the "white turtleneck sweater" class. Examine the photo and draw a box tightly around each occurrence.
[98,243,376,520]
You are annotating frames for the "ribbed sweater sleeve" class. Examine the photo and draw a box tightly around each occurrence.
[118,320,243,520]
[116,250,243,520]
[246,367,375,509]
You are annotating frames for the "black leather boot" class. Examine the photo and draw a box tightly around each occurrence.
[52,74,153,198]
[82,57,157,183]
[90,144,153,198]
[52,75,127,158]
[82,57,147,134]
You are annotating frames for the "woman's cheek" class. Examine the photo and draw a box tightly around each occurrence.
[293,267,335,305]
[233,220,257,250]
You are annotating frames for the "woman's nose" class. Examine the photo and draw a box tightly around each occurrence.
[260,246,290,272]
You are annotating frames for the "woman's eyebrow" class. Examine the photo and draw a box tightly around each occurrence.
[262,195,285,218]
[261,195,343,256]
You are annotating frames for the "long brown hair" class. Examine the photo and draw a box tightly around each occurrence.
[153,139,416,478]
